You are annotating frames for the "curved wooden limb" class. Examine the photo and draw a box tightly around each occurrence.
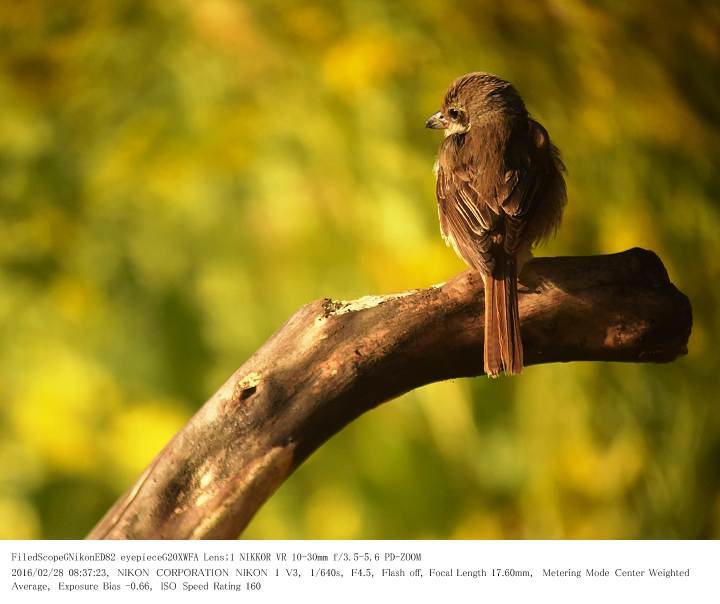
[87,248,692,539]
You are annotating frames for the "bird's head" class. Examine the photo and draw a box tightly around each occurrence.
[425,72,527,136]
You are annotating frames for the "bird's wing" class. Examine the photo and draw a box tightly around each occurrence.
[498,120,552,253]
[436,159,499,274]
[501,121,551,216]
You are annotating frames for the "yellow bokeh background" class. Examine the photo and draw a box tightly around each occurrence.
[0,0,718,539]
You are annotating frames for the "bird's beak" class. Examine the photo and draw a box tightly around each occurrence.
[425,111,447,129]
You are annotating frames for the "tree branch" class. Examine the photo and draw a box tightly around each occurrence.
[87,248,692,539]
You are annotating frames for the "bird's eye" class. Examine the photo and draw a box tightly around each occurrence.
[448,108,459,120]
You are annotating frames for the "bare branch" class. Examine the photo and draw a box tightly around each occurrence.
[87,248,692,539]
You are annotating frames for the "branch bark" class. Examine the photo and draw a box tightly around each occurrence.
[88,248,692,539]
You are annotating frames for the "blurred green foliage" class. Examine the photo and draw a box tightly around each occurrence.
[0,0,719,539]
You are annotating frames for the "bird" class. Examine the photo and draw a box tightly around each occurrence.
[426,72,566,377]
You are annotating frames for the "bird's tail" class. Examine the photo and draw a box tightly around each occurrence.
[483,256,523,377]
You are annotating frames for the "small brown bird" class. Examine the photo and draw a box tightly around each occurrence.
[426,72,566,376]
